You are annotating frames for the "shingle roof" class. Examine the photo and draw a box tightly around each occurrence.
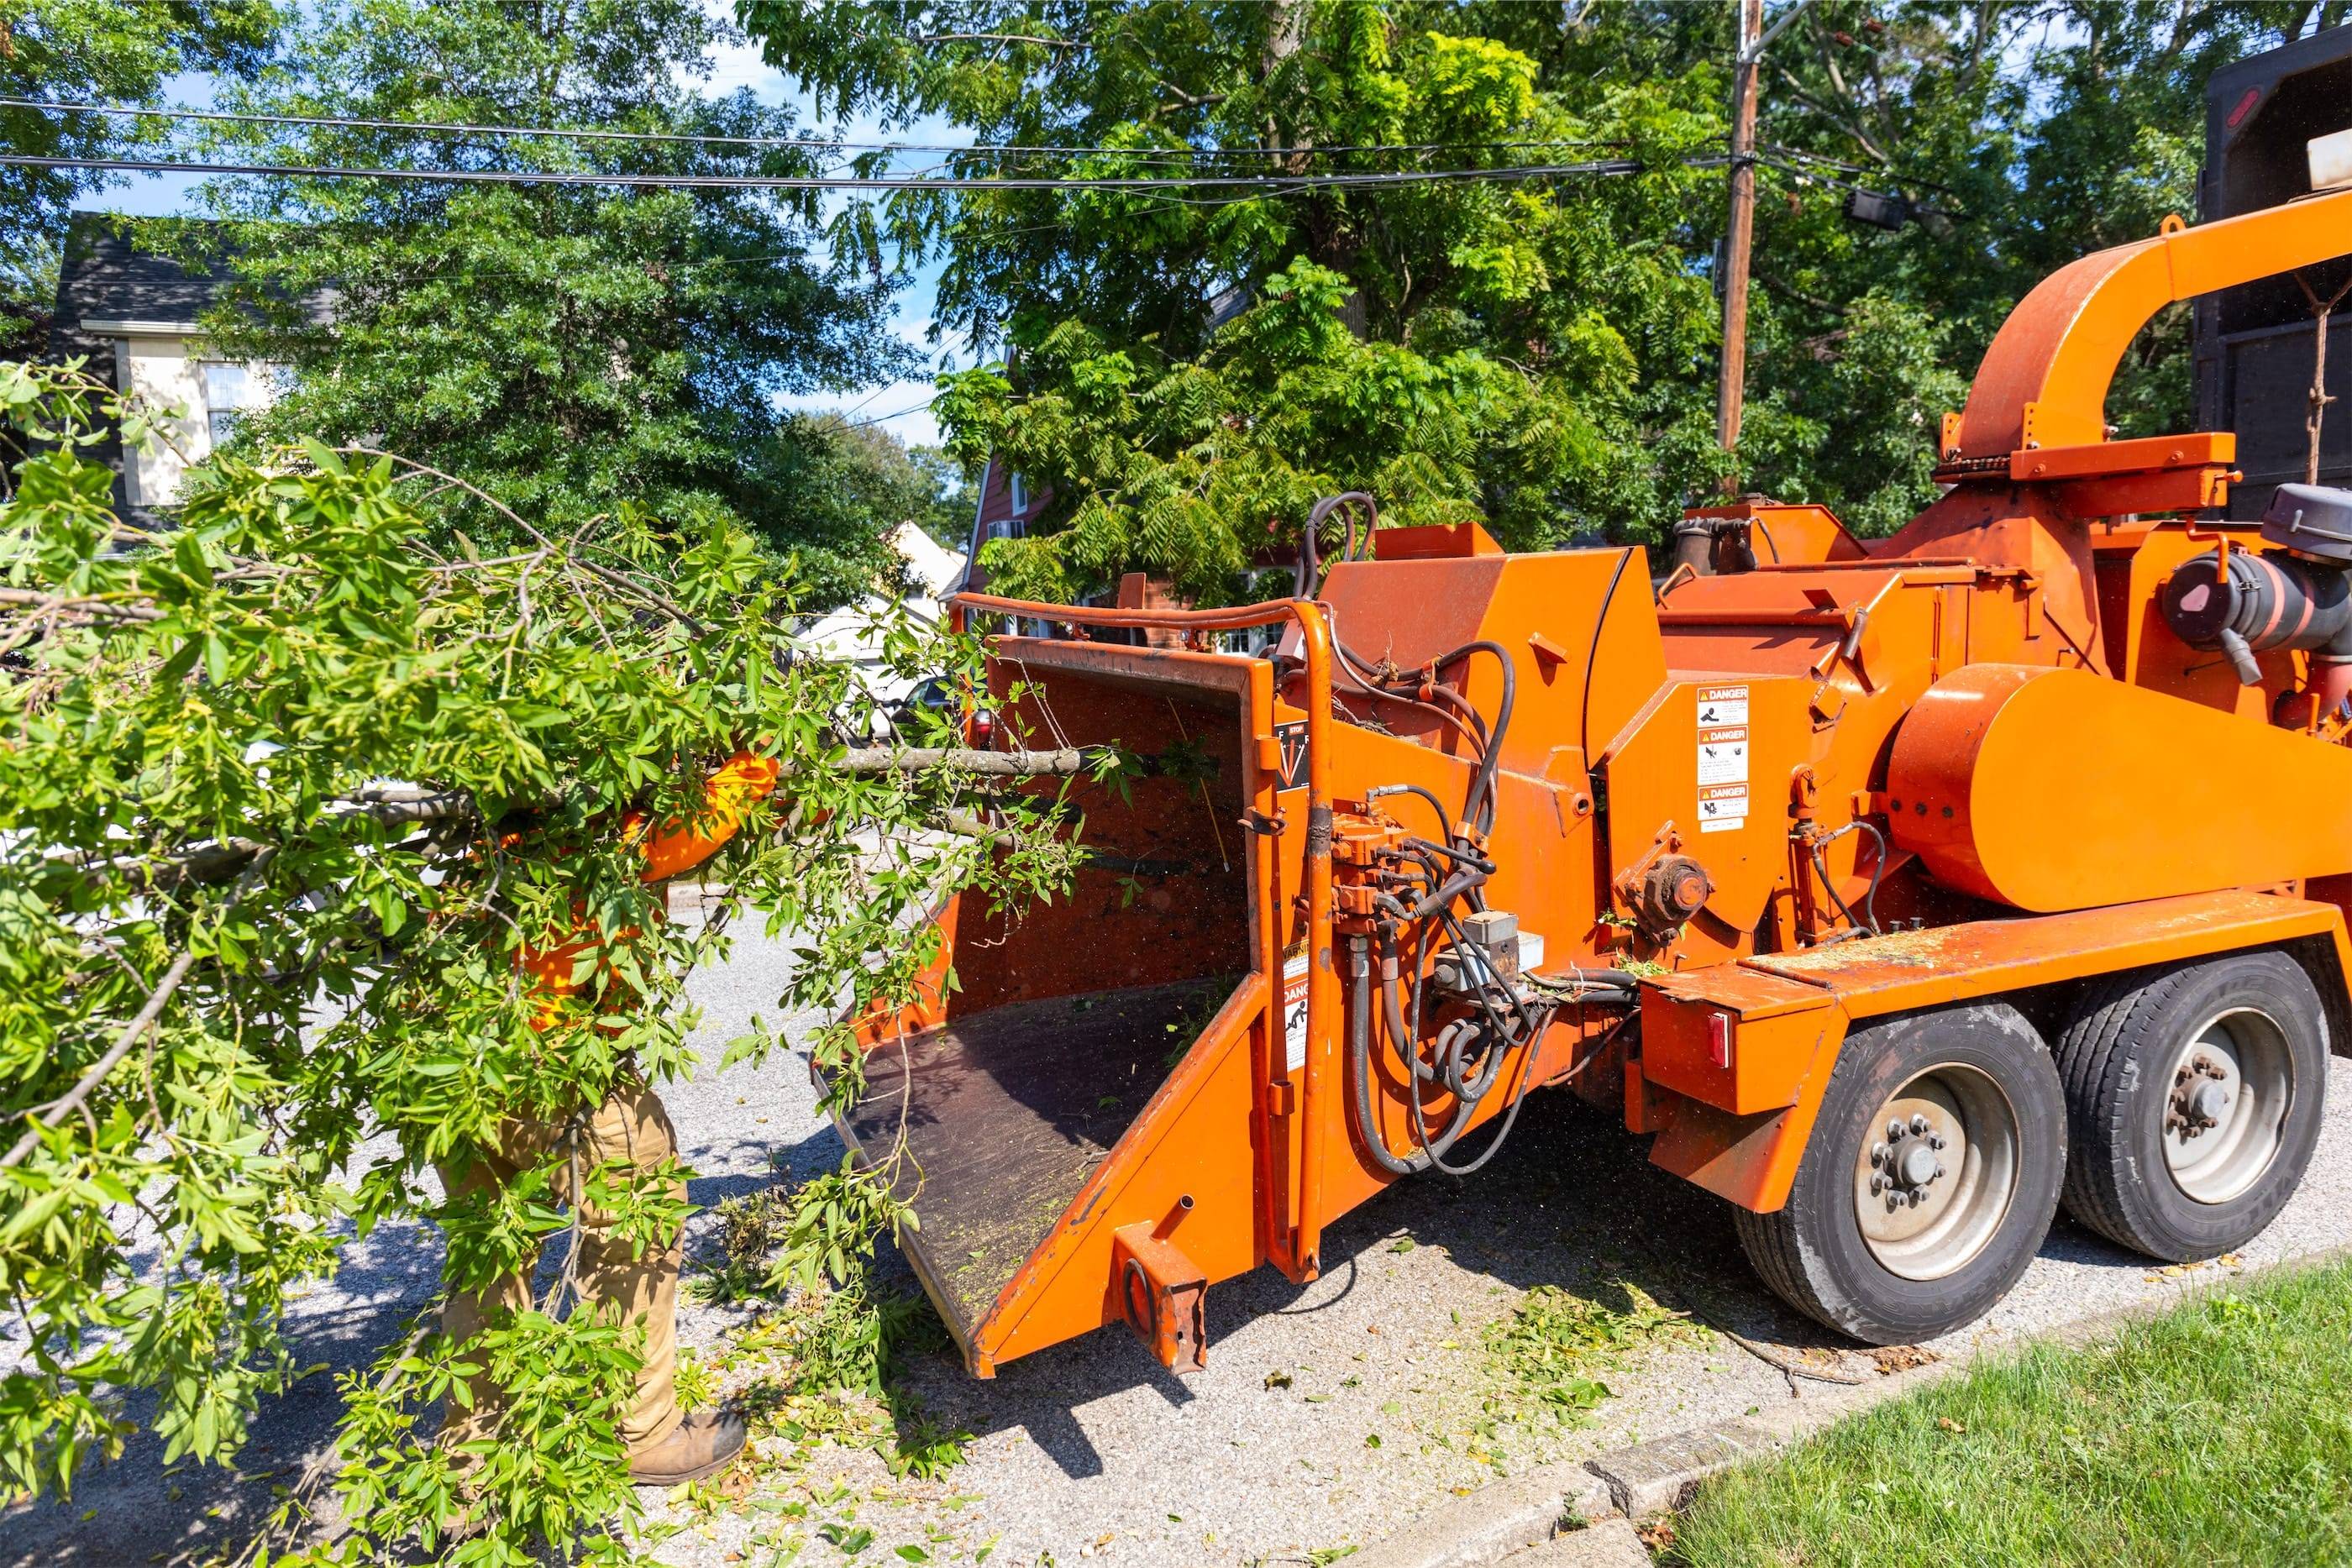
[51,213,236,343]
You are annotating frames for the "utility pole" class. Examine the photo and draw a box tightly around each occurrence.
[1716,0,1764,488]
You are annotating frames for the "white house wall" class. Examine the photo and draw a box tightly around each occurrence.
[117,334,212,508]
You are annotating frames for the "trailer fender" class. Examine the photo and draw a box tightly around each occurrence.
[1644,889,2352,1213]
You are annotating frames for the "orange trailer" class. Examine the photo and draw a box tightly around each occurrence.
[790,186,2352,1372]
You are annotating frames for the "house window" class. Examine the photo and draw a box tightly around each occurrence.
[1008,471,1027,517]
[200,360,278,445]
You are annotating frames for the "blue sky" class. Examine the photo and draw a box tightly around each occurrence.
[87,28,967,448]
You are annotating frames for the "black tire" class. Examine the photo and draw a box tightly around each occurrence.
[1735,1001,2066,1345]
[2053,951,2328,1262]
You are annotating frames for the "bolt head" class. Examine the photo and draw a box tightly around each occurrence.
[1929,1133,1946,1150]
[1910,1114,1930,1135]
[1870,1175,1886,1194]
[1871,1141,1888,1166]
[1887,1120,1906,1142]
[1886,1193,1901,1211]
[1908,1188,1925,1208]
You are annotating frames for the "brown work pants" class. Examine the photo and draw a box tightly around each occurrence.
[437,1078,685,1455]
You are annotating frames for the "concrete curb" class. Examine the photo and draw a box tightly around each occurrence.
[1497,1516,1652,1565]
[1347,1466,1614,1568]
[1361,1243,2352,1568]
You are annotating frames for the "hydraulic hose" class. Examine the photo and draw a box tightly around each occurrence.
[1420,639,1515,836]
[1349,936,1478,1175]
[1294,491,1379,599]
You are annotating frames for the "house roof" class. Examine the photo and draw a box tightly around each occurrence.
[51,213,239,341]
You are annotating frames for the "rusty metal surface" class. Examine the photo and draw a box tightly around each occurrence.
[1746,890,2344,1009]
[841,975,1244,1347]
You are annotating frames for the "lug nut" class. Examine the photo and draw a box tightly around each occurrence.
[1870,1175,1886,1195]
[1871,1142,1888,1166]
[1929,1133,1945,1150]
[1887,1193,1901,1211]
[1910,1114,1930,1135]
[1908,1188,1925,1208]
[1887,1120,1906,1142]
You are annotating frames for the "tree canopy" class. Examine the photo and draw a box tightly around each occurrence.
[743,0,2351,602]
[0,0,280,340]
[178,0,927,606]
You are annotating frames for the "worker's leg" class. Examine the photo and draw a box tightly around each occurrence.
[567,1077,746,1484]
[567,1077,687,1454]
[434,1138,533,1452]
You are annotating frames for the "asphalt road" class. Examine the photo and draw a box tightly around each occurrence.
[8,922,2351,1567]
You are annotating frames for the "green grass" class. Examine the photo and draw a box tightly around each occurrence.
[1669,1258,2352,1567]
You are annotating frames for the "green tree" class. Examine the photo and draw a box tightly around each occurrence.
[182,0,916,606]
[0,0,279,339]
[749,1,2351,601]
[0,357,1078,1561]
[747,1,1729,600]
[781,414,981,556]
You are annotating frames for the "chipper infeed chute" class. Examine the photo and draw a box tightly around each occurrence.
[829,632,1311,1376]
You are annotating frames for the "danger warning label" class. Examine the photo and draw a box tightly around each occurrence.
[1697,724,1749,787]
[1696,684,1750,726]
[1283,952,1310,1072]
[1698,782,1750,833]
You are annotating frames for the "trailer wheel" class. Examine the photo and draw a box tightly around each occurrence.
[1735,1002,2065,1345]
[2053,951,2327,1262]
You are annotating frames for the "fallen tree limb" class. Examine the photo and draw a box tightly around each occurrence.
[833,746,1089,776]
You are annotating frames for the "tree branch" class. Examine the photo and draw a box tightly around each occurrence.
[916,32,1081,49]
[4,948,201,1170]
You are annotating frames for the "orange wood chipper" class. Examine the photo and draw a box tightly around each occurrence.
[690,186,2352,1376]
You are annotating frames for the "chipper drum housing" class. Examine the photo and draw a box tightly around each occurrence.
[664,184,2352,1372]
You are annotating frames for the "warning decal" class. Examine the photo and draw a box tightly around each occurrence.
[1698,782,1749,834]
[1697,723,1750,787]
[1283,952,1310,1072]
[1273,720,1311,791]
[1696,684,1750,726]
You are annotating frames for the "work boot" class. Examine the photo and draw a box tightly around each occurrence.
[627,1408,748,1487]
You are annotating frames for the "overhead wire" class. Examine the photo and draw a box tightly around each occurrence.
[0,149,1688,192]
[1,96,1631,163]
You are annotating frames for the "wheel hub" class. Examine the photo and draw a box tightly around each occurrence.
[1852,1067,2019,1281]
[2167,1053,2233,1138]
[2162,1010,2292,1206]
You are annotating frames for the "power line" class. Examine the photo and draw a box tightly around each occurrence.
[0,151,1687,192]
[2,97,1624,163]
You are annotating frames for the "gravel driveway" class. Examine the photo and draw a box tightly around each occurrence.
[10,923,2351,1567]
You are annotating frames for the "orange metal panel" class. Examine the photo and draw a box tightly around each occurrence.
[1597,677,1817,947]
[980,973,1268,1368]
[1641,966,1836,1114]
[1371,521,1504,559]
[2007,431,2235,483]
[1888,666,2352,910]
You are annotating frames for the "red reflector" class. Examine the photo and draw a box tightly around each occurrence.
[2225,87,2260,129]
[1708,1011,1734,1069]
